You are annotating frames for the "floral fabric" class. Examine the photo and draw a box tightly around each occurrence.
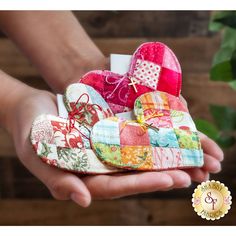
[31,114,119,174]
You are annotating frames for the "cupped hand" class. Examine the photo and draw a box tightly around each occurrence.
[7,89,197,207]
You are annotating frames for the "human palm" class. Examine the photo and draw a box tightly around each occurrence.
[8,89,223,207]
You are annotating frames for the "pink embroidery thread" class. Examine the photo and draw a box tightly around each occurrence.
[105,54,146,101]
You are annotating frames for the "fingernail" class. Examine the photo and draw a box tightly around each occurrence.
[184,182,192,188]
[213,163,222,173]
[71,193,91,207]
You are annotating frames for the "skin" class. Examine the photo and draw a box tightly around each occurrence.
[0,11,224,207]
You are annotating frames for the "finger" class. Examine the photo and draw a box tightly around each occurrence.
[184,168,209,183]
[82,172,174,199]
[202,153,221,173]
[20,143,91,207]
[162,170,191,188]
[199,132,224,161]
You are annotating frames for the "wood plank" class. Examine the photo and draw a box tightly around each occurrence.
[0,199,234,225]
[0,37,220,78]
[75,11,210,38]
[0,11,210,38]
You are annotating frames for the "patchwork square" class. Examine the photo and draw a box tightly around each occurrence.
[163,46,181,72]
[171,110,197,131]
[133,59,161,90]
[144,109,173,128]
[120,123,150,146]
[181,149,204,167]
[136,92,169,111]
[174,129,201,149]
[148,128,179,148]
[167,93,188,112]
[51,120,84,149]
[91,119,120,145]
[93,142,121,166]
[120,146,154,170]
[152,147,183,169]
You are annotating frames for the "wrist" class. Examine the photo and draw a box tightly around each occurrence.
[41,41,108,93]
[0,71,37,134]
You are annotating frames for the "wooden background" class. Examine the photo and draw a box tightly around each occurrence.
[0,11,235,225]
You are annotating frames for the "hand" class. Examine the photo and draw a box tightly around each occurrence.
[179,95,224,183]
[7,88,194,207]
[184,132,224,182]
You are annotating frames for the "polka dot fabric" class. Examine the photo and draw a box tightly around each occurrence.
[132,59,161,90]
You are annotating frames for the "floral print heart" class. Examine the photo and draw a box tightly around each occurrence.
[30,84,120,174]
[80,42,182,113]
[30,115,119,173]
[90,91,203,171]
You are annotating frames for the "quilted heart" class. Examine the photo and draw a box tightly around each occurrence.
[64,83,113,129]
[31,84,119,174]
[80,42,182,113]
[30,114,119,173]
[90,91,204,171]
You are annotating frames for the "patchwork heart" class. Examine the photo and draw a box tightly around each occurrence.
[80,42,182,113]
[90,91,203,171]
[64,83,113,129]
[31,84,120,174]
[30,114,119,173]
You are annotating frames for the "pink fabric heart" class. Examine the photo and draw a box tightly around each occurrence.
[80,42,182,113]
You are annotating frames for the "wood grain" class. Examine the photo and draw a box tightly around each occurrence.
[75,11,211,38]
[0,199,234,225]
[0,11,211,38]
[0,36,220,78]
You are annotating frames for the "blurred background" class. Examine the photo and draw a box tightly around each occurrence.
[0,11,235,225]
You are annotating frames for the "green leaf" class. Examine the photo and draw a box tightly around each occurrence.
[212,28,236,66]
[221,28,236,51]
[211,28,236,69]
[195,119,219,140]
[209,12,229,32]
[210,105,236,131]
[210,29,236,81]
[209,20,224,32]
[210,60,234,81]
[209,11,236,31]
[214,12,236,29]
[216,134,236,148]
